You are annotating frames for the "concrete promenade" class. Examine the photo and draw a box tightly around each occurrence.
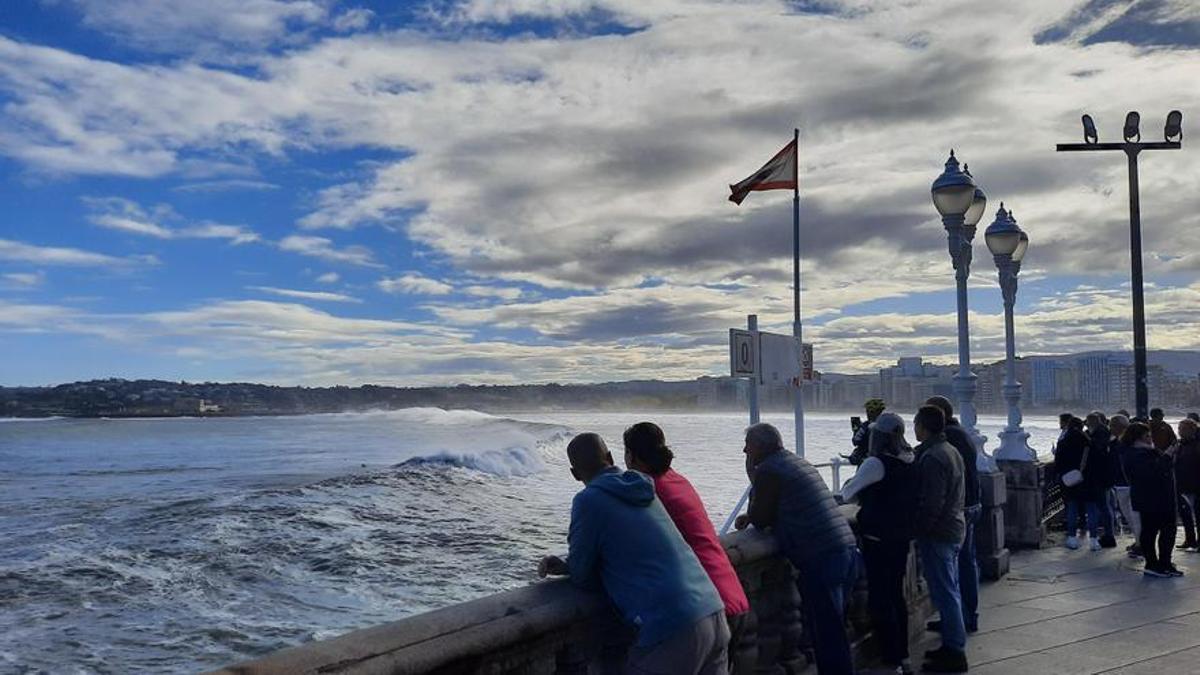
[900,537,1200,674]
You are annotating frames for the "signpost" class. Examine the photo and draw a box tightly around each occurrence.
[720,316,813,534]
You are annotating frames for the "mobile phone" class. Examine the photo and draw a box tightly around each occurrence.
[850,416,862,433]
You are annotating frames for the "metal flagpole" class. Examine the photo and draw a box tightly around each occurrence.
[792,128,806,458]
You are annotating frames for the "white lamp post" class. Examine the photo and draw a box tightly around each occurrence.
[931,151,987,452]
[986,205,1035,461]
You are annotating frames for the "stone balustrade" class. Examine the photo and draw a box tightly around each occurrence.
[211,506,935,675]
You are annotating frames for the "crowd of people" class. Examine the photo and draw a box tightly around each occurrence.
[536,394,986,675]
[1051,407,1200,578]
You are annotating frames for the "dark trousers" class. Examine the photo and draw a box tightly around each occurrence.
[1180,493,1197,546]
[1098,493,1116,538]
[958,504,981,632]
[794,546,857,675]
[1139,511,1177,570]
[862,537,910,666]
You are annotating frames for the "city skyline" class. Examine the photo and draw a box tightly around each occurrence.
[2,1,1200,387]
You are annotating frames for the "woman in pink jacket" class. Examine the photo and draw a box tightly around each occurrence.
[623,422,751,664]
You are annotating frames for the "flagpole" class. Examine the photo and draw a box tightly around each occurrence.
[792,128,806,458]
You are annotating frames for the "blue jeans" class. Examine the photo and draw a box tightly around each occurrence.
[919,539,966,652]
[958,505,981,632]
[1066,499,1099,538]
[794,546,858,675]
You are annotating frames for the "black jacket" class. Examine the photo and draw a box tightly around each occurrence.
[1176,437,1200,495]
[857,454,918,542]
[914,433,966,544]
[1055,427,1100,501]
[1085,427,1114,491]
[1128,445,1176,516]
[945,419,979,508]
[749,449,857,565]
[1110,438,1133,488]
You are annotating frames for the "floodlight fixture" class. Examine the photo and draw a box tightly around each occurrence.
[1082,114,1098,144]
[1165,110,1183,142]
[1124,111,1141,142]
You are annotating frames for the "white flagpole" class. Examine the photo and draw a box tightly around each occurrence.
[792,128,806,458]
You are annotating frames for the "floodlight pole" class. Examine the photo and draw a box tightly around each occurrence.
[1056,137,1180,418]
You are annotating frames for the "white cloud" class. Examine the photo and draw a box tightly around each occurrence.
[332,8,374,32]
[0,239,141,267]
[378,273,454,295]
[1,271,46,288]
[315,272,340,284]
[58,0,327,57]
[3,2,1200,379]
[85,197,259,244]
[248,285,361,303]
[278,235,381,267]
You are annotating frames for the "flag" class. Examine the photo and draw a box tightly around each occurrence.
[728,138,797,205]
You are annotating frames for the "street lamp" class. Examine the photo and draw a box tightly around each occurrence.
[932,150,986,450]
[986,205,1035,461]
[1056,111,1183,418]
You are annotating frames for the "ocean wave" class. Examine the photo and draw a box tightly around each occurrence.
[0,416,66,423]
[398,445,545,476]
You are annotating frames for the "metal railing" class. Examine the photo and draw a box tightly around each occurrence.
[1040,460,1064,528]
[813,456,851,492]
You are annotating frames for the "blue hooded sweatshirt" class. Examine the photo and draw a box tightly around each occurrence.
[567,467,724,647]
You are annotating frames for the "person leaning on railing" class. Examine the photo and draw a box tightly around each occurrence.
[734,422,858,675]
[621,421,751,667]
[538,433,730,674]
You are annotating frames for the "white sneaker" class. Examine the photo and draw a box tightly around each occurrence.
[1066,536,1080,550]
[1090,538,1102,552]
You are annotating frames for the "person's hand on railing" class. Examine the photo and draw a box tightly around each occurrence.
[538,555,568,578]
[734,514,751,531]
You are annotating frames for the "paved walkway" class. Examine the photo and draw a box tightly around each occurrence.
[911,535,1200,674]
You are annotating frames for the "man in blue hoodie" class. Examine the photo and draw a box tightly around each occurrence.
[539,433,728,674]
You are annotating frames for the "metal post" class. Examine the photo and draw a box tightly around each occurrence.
[792,128,806,458]
[748,314,760,425]
[995,255,1034,461]
[944,212,983,448]
[1056,115,1180,419]
[1126,149,1150,418]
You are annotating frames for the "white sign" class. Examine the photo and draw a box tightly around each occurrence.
[729,329,756,377]
[759,332,801,386]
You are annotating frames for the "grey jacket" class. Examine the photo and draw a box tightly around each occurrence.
[914,433,966,545]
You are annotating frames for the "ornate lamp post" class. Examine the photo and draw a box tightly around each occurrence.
[986,205,1035,461]
[931,151,987,451]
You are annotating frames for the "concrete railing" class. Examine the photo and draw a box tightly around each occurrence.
[211,506,933,675]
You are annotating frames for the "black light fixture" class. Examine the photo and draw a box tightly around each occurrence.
[1123,111,1141,142]
[1165,110,1183,141]
[1082,114,1098,144]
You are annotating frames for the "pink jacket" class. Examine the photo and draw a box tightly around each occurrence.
[652,469,750,616]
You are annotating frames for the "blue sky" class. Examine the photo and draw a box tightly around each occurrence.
[2,0,1199,386]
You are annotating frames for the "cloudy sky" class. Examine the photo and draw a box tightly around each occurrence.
[1,0,1199,386]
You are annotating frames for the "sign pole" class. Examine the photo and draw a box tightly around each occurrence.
[792,128,806,458]
[748,314,760,425]
[720,314,759,535]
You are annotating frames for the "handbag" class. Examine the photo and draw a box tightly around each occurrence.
[1061,441,1090,488]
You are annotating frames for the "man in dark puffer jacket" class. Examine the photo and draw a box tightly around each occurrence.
[736,422,857,675]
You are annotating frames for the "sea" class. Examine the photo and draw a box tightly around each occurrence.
[0,409,1063,674]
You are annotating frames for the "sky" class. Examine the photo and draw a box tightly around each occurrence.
[1,0,1199,387]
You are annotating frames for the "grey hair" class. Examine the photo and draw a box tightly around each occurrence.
[745,423,784,451]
